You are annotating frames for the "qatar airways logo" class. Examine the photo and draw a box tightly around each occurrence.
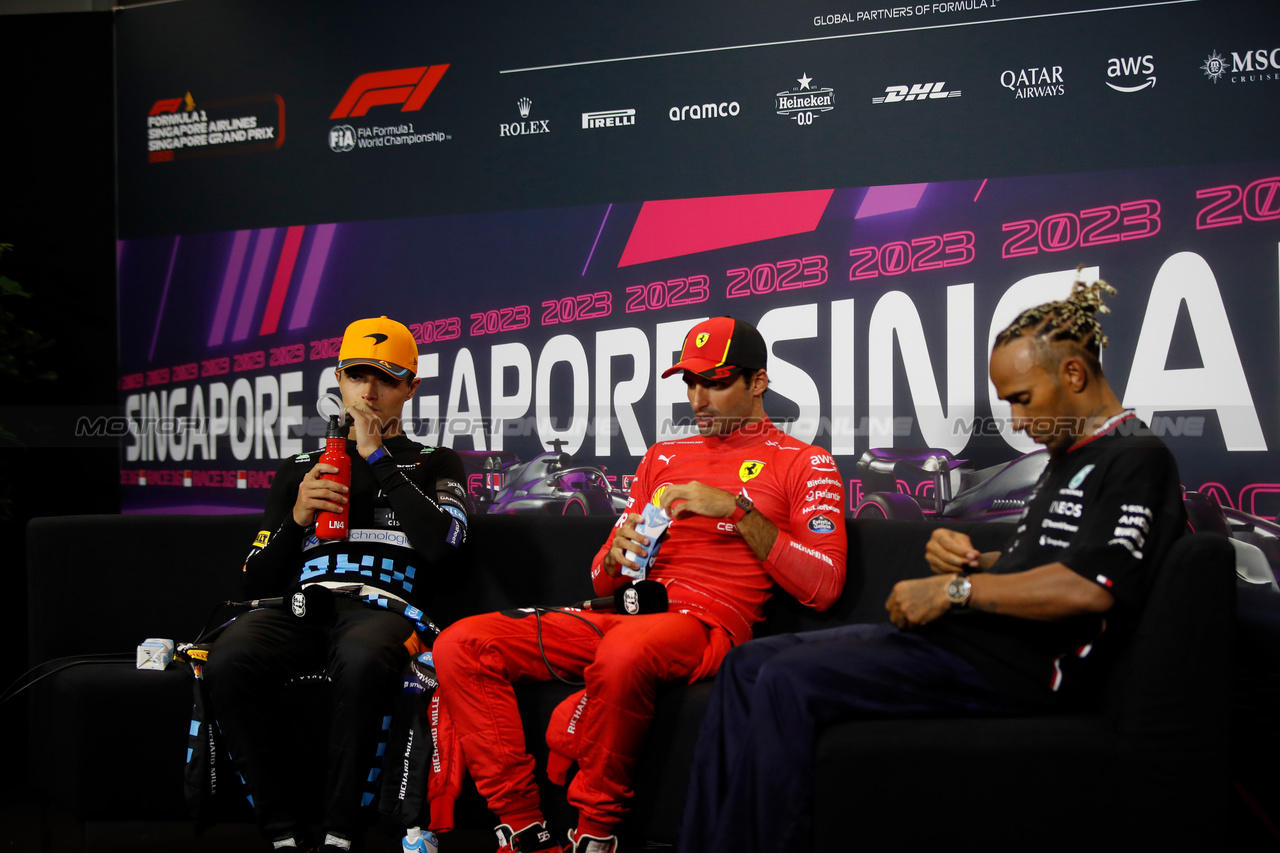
[775,73,835,125]
[1105,55,1156,92]
[1000,66,1064,99]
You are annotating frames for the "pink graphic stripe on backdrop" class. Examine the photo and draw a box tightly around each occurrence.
[208,230,252,347]
[618,189,834,267]
[232,228,277,342]
[288,223,338,331]
[854,183,928,219]
[259,225,306,336]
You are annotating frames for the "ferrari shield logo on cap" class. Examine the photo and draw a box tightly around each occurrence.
[739,461,765,482]
[696,332,710,347]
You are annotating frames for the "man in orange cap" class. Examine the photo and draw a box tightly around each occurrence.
[206,316,469,853]
[432,316,848,853]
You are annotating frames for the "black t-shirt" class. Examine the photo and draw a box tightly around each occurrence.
[242,433,468,613]
[923,413,1186,710]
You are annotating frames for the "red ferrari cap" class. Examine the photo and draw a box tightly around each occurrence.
[662,316,767,380]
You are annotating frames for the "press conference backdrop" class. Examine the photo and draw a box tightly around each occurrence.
[114,0,1280,515]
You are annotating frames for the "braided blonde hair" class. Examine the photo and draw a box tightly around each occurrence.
[995,265,1117,372]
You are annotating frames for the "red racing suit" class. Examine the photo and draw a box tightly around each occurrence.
[431,419,846,836]
[591,417,848,645]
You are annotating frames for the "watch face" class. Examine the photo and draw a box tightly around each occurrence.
[736,495,753,512]
[947,576,970,602]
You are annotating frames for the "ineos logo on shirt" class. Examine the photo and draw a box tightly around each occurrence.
[1048,500,1082,518]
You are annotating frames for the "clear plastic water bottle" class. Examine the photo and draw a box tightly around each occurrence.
[403,826,440,853]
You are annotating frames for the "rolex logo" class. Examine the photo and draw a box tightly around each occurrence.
[500,97,549,137]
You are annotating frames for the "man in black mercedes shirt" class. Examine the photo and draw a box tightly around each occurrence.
[205,316,468,853]
[680,275,1187,853]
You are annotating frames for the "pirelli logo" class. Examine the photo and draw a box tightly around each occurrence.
[254,530,271,548]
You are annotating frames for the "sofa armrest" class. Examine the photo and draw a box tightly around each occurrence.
[26,514,260,664]
[1102,532,1235,734]
[761,518,1015,636]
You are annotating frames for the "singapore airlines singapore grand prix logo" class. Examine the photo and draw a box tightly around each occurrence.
[328,64,452,153]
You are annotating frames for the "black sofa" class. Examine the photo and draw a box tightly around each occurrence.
[26,513,1234,848]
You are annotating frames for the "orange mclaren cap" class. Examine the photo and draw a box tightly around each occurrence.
[662,316,768,380]
[336,316,418,379]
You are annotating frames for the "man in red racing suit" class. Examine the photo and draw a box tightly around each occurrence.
[432,316,847,853]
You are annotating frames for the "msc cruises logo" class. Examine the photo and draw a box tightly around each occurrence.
[775,73,834,125]
[1201,51,1228,83]
[1202,48,1280,84]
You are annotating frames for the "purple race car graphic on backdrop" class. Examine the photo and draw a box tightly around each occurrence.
[457,441,628,517]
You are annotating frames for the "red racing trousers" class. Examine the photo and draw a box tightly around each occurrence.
[431,607,730,837]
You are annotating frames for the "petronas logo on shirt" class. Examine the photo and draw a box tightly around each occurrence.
[1068,464,1096,489]
[739,460,765,482]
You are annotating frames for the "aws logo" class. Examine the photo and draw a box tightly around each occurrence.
[330,65,450,119]
[1105,55,1156,92]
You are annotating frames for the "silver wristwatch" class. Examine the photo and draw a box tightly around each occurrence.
[944,573,972,607]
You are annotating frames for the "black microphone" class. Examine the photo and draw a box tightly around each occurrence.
[577,580,668,615]
[236,585,336,623]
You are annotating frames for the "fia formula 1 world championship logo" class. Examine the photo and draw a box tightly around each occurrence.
[329,64,451,152]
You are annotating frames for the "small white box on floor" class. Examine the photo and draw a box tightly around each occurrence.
[136,638,174,671]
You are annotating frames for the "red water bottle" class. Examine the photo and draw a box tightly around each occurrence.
[315,415,351,540]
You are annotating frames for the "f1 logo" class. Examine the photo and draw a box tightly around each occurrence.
[330,65,450,119]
